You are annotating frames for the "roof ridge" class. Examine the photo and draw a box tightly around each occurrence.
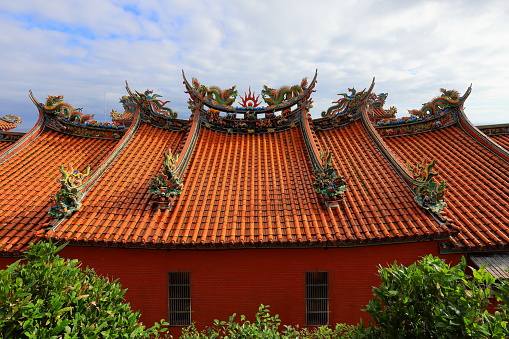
[0,91,46,165]
[47,93,143,231]
[457,96,509,163]
[361,105,456,234]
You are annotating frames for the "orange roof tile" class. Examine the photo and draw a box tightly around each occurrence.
[0,129,118,254]
[46,120,450,248]
[490,134,509,150]
[314,121,447,242]
[0,141,12,153]
[381,125,509,250]
[47,124,187,245]
[0,121,17,131]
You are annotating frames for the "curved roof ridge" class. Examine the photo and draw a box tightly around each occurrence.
[361,105,456,233]
[457,101,509,162]
[47,93,143,231]
[374,87,472,138]
[0,91,46,165]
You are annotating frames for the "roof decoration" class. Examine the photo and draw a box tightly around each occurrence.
[477,123,509,136]
[367,93,397,121]
[407,158,447,213]
[124,83,188,132]
[409,88,460,118]
[192,77,238,109]
[149,150,183,202]
[261,78,308,107]
[375,88,469,137]
[110,95,136,127]
[312,150,347,200]
[48,164,91,219]
[0,131,24,143]
[316,78,375,130]
[238,87,262,108]
[29,92,126,139]
[0,114,22,129]
[134,90,178,119]
[183,71,318,134]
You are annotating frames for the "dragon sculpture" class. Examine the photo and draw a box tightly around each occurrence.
[369,93,388,109]
[191,77,238,107]
[313,150,348,199]
[48,164,91,218]
[42,95,94,123]
[409,88,461,118]
[261,77,308,106]
[135,90,178,119]
[321,87,368,119]
[149,151,183,198]
[406,158,447,213]
[0,114,23,125]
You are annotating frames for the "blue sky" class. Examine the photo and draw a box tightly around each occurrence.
[1,0,508,132]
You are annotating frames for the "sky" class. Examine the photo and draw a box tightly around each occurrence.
[1,0,508,132]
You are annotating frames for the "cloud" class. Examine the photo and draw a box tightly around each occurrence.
[1,0,508,132]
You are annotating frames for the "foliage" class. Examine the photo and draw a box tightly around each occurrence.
[360,255,508,338]
[180,304,356,339]
[0,241,168,339]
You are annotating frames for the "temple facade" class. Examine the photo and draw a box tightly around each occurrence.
[0,72,508,335]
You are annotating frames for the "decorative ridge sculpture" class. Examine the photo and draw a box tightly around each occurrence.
[313,150,348,200]
[48,164,91,218]
[149,150,184,201]
[407,158,447,213]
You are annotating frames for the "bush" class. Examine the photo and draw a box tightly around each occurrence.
[180,304,356,339]
[0,241,168,338]
[361,255,508,338]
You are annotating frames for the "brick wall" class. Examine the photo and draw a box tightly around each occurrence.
[53,241,462,336]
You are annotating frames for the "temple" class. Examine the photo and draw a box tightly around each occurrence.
[0,71,508,334]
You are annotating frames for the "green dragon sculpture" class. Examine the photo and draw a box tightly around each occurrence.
[409,88,461,118]
[261,77,308,106]
[192,77,238,107]
[149,151,183,198]
[313,150,347,199]
[135,90,178,119]
[321,87,367,119]
[43,95,94,123]
[48,164,91,218]
[406,158,447,213]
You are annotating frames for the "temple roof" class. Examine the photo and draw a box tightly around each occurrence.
[0,128,118,253]
[0,75,508,255]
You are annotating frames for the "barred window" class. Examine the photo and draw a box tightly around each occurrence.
[305,271,329,326]
[168,272,191,326]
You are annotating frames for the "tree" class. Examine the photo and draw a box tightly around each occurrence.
[361,255,508,338]
[0,241,168,338]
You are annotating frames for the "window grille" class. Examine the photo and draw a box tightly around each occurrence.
[305,271,329,326]
[168,272,192,326]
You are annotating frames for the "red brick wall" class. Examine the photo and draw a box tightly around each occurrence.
[51,241,462,336]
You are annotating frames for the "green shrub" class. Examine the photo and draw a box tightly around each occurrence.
[180,304,355,338]
[361,255,508,338]
[0,241,168,338]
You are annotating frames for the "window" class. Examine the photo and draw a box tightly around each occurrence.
[168,272,192,326]
[305,271,329,326]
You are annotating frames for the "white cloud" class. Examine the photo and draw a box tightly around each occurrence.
[1,0,508,131]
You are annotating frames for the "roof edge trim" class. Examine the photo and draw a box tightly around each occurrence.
[48,93,143,231]
[0,91,46,164]
[457,90,509,162]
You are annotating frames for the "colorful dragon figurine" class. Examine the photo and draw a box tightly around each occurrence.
[406,158,447,213]
[149,151,183,198]
[313,150,347,199]
[48,164,91,218]
[369,93,388,109]
[0,114,23,125]
[261,77,308,106]
[321,87,367,119]
[42,95,94,123]
[191,77,238,107]
[409,88,461,118]
[135,90,178,119]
